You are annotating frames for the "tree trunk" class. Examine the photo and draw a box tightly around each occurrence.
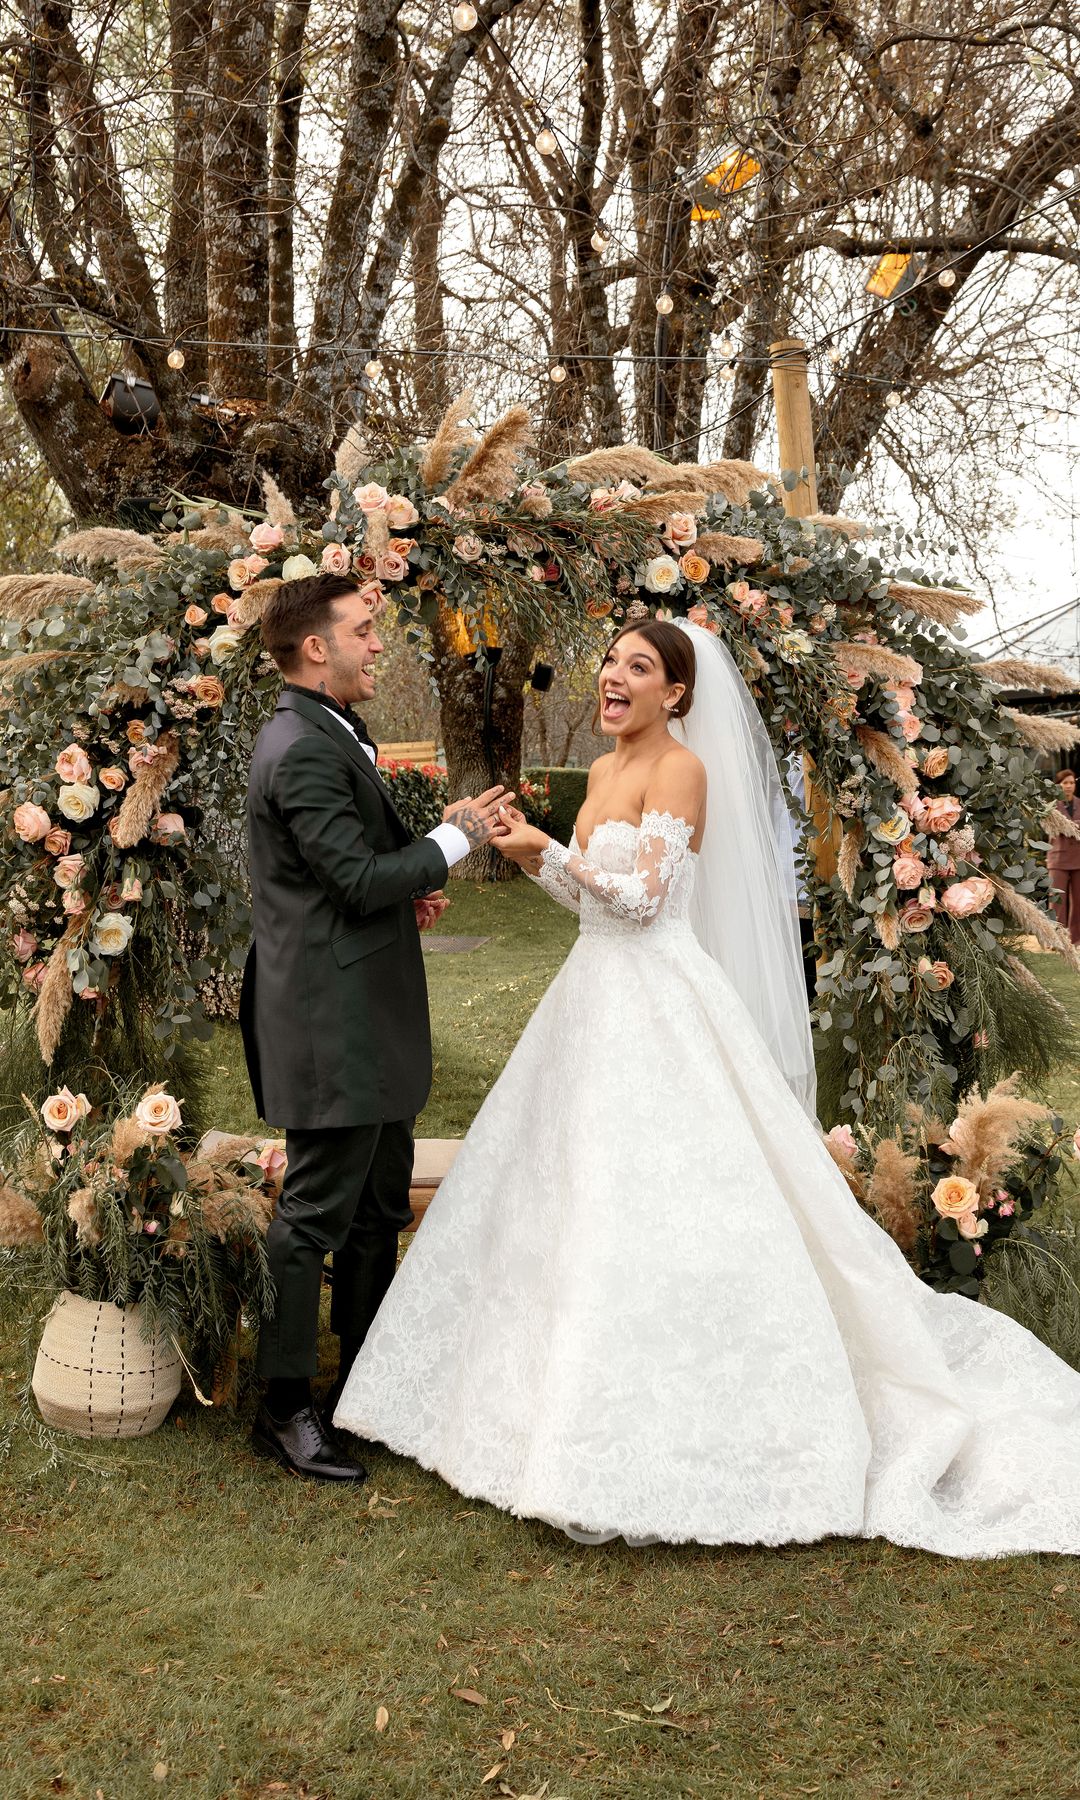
[166,0,211,385]
[203,0,274,402]
[411,168,450,424]
[432,610,535,882]
[267,0,309,407]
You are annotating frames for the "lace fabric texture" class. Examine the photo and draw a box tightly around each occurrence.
[337,815,1080,1555]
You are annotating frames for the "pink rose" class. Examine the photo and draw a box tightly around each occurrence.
[917,957,954,990]
[921,746,950,779]
[452,534,484,564]
[13,802,51,843]
[956,1211,988,1240]
[144,1219,159,1236]
[55,744,92,784]
[922,795,963,835]
[898,792,926,824]
[356,579,386,615]
[900,899,934,933]
[62,887,88,916]
[825,1124,858,1160]
[22,961,46,992]
[53,854,85,889]
[528,564,545,581]
[320,542,352,576]
[120,876,143,904]
[998,1199,1015,1217]
[12,929,37,963]
[941,876,993,919]
[354,482,389,513]
[890,685,917,712]
[249,522,284,553]
[375,550,408,582]
[664,513,698,550]
[687,604,710,628]
[892,854,926,891]
[153,813,187,842]
[899,712,923,743]
[184,604,208,628]
[44,826,72,856]
[384,494,419,531]
[728,581,767,618]
[256,1141,287,1189]
[352,550,377,578]
[99,767,126,792]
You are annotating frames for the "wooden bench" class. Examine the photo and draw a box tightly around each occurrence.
[378,740,438,765]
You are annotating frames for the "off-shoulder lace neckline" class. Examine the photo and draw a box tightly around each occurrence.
[574,809,696,858]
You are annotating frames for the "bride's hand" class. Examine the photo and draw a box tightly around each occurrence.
[494,805,549,871]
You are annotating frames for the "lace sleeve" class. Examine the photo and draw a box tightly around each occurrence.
[526,840,581,914]
[544,810,694,924]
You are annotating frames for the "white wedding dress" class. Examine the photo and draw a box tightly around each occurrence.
[336,809,1080,1555]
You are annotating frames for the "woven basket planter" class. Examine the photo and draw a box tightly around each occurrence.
[32,1292,182,1438]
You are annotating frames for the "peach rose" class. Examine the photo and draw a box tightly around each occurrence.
[356,580,386,614]
[354,482,389,513]
[452,534,484,563]
[249,522,284,553]
[920,746,950,779]
[55,743,92,784]
[890,684,917,712]
[184,603,209,627]
[680,552,710,584]
[389,537,417,558]
[892,854,926,891]
[728,581,768,618]
[190,675,226,708]
[899,711,923,742]
[127,720,147,746]
[99,767,126,792]
[773,603,795,628]
[664,513,698,550]
[320,542,352,576]
[256,1140,287,1187]
[62,887,88,915]
[193,638,211,658]
[585,595,613,619]
[227,555,267,590]
[22,961,46,992]
[134,1086,183,1134]
[352,550,377,578]
[917,957,955,990]
[41,1087,87,1133]
[153,813,187,842]
[957,1211,989,1240]
[941,876,993,918]
[384,494,420,531]
[825,1123,858,1160]
[899,899,934,933]
[53,854,85,889]
[416,570,440,592]
[687,603,709,627]
[922,794,963,834]
[932,1174,980,1219]
[44,826,72,856]
[13,801,51,843]
[375,550,408,582]
[210,592,233,615]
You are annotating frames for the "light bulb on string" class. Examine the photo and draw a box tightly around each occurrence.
[655,291,674,316]
[719,364,736,384]
[884,390,903,410]
[718,334,734,357]
[1044,405,1061,423]
[827,346,843,367]
[937,267,957,288]
[549,363,568,384]
[365,358,384,381]
[167,347,186,370]
[590,226,610,253]
[535,123,557,157]
[451,1,478,27]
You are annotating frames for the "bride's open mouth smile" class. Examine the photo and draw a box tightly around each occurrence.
[600,689,630,722]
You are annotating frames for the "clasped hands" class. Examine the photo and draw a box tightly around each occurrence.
[414,783,546,929]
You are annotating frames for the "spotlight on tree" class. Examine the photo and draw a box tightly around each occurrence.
[529,662,555,692]
[99,373,160,436]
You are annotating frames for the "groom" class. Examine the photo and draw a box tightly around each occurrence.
[241,570,511,1481]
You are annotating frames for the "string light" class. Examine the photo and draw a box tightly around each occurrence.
[548,363,568,383]
[451,1,478,27]
[365,358,383,381]
[884,390,903,409]
[166,347,186,370]
[718,334,734,357]
[655,291,674,316]
[534,123,557,157]
[827,346,843,366]
[719,365,736,384]
[937,268,957,289]
[1044,405,1061,423]
[590,226,610,253]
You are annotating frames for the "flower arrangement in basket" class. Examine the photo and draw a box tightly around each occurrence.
[824,1077,1071,1296]
[0,1082,277,1432]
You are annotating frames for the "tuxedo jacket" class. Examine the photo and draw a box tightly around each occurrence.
[240,689,448,1128]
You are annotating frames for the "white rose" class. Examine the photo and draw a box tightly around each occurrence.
[57,782,100,823]
[642,555,682,595]
[41,1087,82,1133]
[281,553,318,581]
[134,1086,183,1135]
[90,911,135,956]
[208,625,243,664]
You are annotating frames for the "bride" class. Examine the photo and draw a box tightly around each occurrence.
[335,618,1080,1555]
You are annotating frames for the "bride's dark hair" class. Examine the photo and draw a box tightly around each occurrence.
[602,617,697,718]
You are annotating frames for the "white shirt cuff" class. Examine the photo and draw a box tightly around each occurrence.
[426,822,472,869]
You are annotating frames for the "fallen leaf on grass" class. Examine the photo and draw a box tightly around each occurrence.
[152,1764,168,1783]
[451,1687,487,1706]
[481,1764,505,1784]
[644,1696,673,1714]
[375,1706,389,1732]
[1052,1583,1068,1594]
[501,1729,516,1750]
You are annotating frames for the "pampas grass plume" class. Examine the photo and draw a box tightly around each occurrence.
[886,580,983,628]
[443,404,534,508]
[976,658,1072,693]
[991,876,1080,972]
[260,469,296,529]
[0,574,94,624]
[941,1075,1050,1195]
[855,724,920,794]
[695,531,765,568]
[0,1182,44,1245]
[420,390,477,491]
[866,1137,920,1254]
[566,445,667,487]
[1005,710,1080,754]
[55,528,164,570]
[33,930,76,1064]
[113,732,180,849]
[838,822,864,899]
[618,490,708,525]
[833,642,923,687]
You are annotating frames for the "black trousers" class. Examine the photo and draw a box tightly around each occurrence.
[256,1119,414,1381]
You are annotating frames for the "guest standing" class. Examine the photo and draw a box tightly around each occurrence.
[1048,767,1080,944]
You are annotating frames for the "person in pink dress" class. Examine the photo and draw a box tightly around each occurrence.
[1048,767,1080,943]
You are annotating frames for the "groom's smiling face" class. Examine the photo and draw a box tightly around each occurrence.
[316,589,384,706]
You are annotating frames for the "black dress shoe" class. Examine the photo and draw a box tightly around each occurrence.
[251,1403,367,1482]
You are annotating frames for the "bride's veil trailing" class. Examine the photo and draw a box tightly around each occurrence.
[673,621,817,1118]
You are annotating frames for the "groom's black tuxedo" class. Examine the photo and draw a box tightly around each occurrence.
[241,686,450,1382]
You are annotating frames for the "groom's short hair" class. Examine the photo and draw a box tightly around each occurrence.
[261,572,366,672]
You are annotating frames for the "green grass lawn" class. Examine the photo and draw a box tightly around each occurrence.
[2,884,1079,1800]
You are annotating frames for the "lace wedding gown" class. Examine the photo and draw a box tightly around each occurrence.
[335,811,1080,1555]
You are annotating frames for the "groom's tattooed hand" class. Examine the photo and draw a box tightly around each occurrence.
[444,785,515,847]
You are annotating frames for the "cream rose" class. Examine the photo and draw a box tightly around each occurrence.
[53,853,85,889]
[57,782,100,823]
[664,513,698,550]
[354,482,389,513]
[932,1174,981,1219]
[99,767,127,791]
[320,542,352,576]
[871,810,910,844]
[249,522,284,553]
[452,534,484,563]
[282,554,317,582]
[55,744,92,784]
[642,555,681,595]
[956,1211,989,1240]
[375,550,408,582]
[922,794,964,835]
[13,801,51,843]
[941,876,994,919]
[134,1086,183,1135]
[90,911,134,956]
[41,1087,84,1134]
[384,494,419,530]
[44,826,72,855]
[208,625,243,664]
[920,746,950,779]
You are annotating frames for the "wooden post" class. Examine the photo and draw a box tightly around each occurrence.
[768,337,838,887]
[769,337,819,518]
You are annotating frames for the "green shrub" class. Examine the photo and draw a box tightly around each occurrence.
[380,761,552,837]
[526,766,589,845]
